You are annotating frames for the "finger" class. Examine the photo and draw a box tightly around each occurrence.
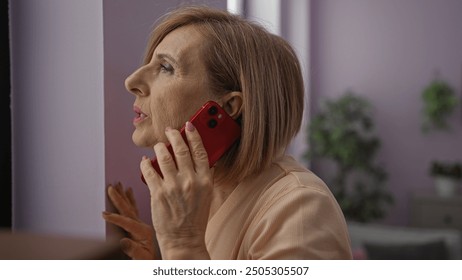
[113,182,129,204]
[108,186,137,219]
[140,156,162,191]
[102,211,144,238]
[126,187,139,217]
[116,182,132,206]
[165,127,194,173]
[108,182,129,207]
[185,121,210,174]
[115,181,124,195]
[107,186,124,210]
[210,166,215,178]
[153,142,178,180]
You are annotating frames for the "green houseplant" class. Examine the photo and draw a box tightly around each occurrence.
[421,80,458,133]
[421,78,461,195]
[430,161,462,197]
[306,92,393,223]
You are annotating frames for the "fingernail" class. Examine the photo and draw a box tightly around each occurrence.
[165,126,171,132]
[142,155,148,160]
[186,121,195,132]
[102,211,111,216]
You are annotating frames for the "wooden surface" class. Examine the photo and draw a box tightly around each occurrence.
[0,230,124,260]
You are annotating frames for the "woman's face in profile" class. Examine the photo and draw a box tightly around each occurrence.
[125,25,213,147]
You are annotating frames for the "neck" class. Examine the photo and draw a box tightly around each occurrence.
[208,174,239,220]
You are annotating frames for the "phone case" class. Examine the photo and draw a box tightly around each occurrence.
[142,101,241,183]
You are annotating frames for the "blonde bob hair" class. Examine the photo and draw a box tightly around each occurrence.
[144,6,304,183]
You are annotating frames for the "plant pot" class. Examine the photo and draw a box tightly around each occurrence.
[434,176,460,197]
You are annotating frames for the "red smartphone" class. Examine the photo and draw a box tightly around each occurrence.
[142,101,241,183]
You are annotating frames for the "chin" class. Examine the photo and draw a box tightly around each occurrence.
[132,131,153,148]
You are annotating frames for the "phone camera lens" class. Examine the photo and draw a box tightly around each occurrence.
[208,119,218,128]
[208,106,218,115]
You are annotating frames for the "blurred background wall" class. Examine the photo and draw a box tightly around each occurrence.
[310,0,462,225]
[10,0,106,238]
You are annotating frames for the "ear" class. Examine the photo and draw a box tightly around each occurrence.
[220,91,243,119]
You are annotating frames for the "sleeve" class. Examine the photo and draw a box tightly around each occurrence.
[244,185,353,260]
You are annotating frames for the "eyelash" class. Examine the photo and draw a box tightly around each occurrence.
[160,63,174,73]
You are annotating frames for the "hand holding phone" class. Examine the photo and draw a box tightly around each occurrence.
[142,101,241,183]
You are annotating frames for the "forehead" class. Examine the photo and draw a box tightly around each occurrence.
[153,25,205,65]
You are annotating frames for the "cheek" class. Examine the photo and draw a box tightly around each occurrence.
[148,91,187,132]
[148,80,212,132]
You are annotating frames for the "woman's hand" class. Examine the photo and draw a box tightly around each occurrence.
[140,122,213,259]
[102,182,160,259]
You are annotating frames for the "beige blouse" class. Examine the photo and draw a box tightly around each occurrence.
[205,155,352,259]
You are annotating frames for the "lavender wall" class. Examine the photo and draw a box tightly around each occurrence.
[310,0,462,225]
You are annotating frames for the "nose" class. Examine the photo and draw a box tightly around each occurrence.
[125,65,150,97]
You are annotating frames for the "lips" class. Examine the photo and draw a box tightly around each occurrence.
[133,105,148,124]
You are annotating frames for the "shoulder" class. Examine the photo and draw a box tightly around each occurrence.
[262,155,335,203]
[242,155,352,259]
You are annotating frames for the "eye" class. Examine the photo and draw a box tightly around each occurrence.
[160,63,174,74]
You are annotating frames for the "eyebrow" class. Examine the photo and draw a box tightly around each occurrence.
[155,53,179,66]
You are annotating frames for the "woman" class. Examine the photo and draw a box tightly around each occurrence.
[103,6,352,260]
